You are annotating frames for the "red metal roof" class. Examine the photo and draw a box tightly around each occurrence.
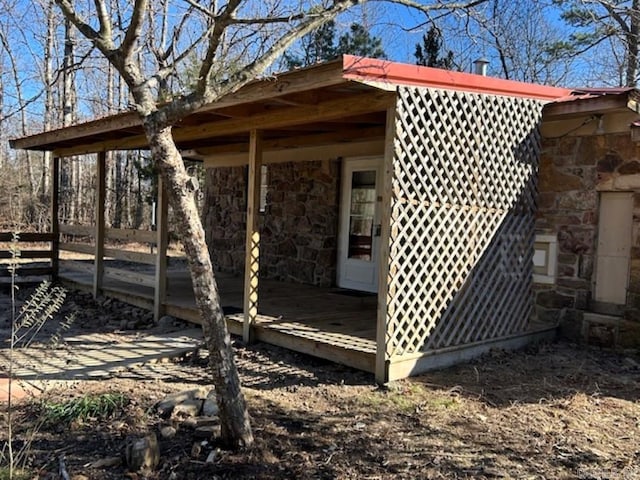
[341,55,573,101]
[552,87,636,104]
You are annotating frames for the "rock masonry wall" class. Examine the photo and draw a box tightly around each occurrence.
[204,159,340,287]
[537,132,640,346]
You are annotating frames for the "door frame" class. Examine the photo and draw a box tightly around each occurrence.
[337,156,383,292]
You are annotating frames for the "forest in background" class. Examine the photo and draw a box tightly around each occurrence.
[0,0,638,232]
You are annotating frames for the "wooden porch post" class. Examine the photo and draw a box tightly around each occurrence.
[154,175,169,321]
[243,129,262,343]
[50,156,60,281]
[376,106,396,384]
[93,151,106,297]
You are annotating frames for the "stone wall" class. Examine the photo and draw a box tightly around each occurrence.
[204,166,247,274]
[537,132,640,346]
[204,160,340,287]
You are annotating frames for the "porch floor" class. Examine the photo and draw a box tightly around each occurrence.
[59,265,378,373]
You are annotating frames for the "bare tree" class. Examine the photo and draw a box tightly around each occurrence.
[52,0,487,448]
[478,0,573,83]
[428,0,572,83]
[553,0,640,86]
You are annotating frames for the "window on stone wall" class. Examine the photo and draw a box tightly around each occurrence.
[533,234,557,284]
[259,165,268,213]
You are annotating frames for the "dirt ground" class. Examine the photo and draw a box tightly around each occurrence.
[1,286,639,480]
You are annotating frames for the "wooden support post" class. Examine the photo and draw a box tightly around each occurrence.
[93,152,106,297]
[154,175,169,322]
[376,105,396,384]
[243,129,262,343]
[50,156,60,281]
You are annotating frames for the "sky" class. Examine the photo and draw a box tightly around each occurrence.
[0,0,626,136]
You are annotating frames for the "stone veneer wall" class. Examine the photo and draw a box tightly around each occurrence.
[204,166,247,275]
[537,132,640,345]
[204,159,340,287]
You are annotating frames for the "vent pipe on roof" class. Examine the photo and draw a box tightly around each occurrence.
[473,57,489,76]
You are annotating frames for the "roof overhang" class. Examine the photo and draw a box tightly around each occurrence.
[10,55,573,157]
[543,88,640,121]
[541,88,640,138]
[342,55,571,100]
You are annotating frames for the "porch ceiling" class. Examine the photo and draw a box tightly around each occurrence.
[10,59,393,158]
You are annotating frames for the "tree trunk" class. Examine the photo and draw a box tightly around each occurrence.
[144,124,253,449]
[627,0,640,86]
[113,152,123,228]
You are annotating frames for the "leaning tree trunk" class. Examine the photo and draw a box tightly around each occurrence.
[144,123,253,449]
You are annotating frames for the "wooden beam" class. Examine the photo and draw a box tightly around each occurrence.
[104,247,156,265]
[541,110,639,138]
[12,59,346,152]
[105,227,157,244]
[59,242,94,255]
[103,266,156,288]
[94,152,106,297]
[154,176,169,322]
[0,250,53,260]
[11,111,141,151]
[186,125,385,158]
[243,129,262,343]
[51,156,60,280]
[375,105,397,385]
[52,91,395,157]
[60,259,94,274]
[204,139,385,168]
[542,94,630,121]
[0,266,53,278]
[0,232,55,242]
[59,224,94,236]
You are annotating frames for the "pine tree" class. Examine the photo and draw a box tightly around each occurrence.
[336,24,386,59]
[283,21,337,68]
[284,21,385,69]
[415,26,454,69]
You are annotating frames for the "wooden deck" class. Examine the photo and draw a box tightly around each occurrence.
[59,264,378,373]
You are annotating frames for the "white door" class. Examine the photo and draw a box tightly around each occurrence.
[595,192,633,305]
[337,158,382,293]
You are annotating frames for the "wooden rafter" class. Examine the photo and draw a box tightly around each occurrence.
[183,125,385,158]
[10,59,347,152]
[50,91,394,157]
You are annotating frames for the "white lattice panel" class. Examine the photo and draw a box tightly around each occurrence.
[386,87,543,357]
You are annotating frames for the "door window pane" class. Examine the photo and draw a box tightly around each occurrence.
[348,170,376,261]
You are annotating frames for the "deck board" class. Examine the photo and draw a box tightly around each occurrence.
[59,267,378,373]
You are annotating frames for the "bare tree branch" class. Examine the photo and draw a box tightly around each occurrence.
[55,0,105,47]
[120,0,148,59]
[380,0,489,13]
[93,0,113,40]
[196,0,243,96]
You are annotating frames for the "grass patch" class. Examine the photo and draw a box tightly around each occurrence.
[358,382,461,414]
[0,467,32,480]
[41,392,129,426]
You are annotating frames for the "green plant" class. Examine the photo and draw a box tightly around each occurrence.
[0,467,31,480]
[41,393,129,426]
[358,382,461,414]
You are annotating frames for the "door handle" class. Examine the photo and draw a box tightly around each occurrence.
[374,224,381,237]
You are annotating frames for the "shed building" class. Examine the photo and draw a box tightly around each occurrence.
[11,56,592,382]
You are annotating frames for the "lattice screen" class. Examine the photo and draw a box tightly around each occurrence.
[386,87,544,358]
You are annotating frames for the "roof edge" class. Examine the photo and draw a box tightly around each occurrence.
[341,55,572,101]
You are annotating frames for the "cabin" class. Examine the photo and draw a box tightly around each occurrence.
[10,55,618,383]
[536,88,640,348]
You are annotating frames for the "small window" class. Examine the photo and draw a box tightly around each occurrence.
[533,234,557,284]
[259,165,268,213]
